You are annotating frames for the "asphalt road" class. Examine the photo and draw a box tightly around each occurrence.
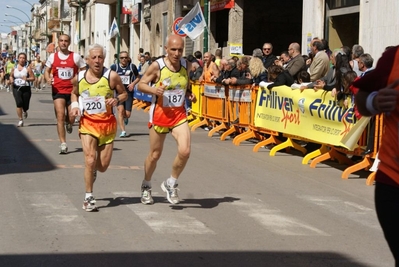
[0,87,393,267]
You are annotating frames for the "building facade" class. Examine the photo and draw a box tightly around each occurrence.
[22,0,399,67]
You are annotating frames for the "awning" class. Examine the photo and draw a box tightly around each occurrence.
[210,0,234,12]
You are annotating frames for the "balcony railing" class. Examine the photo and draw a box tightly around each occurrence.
[67,0,90,8]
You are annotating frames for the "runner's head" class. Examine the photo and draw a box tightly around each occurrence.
[119,51,129,67]
[57,34,71,53]
[165,35,184,66]
[86,44,106,75]
[17,53,27,67]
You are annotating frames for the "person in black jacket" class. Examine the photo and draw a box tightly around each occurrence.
[216,59,240,85]
[262,43,278,70]
[267,65,294,90]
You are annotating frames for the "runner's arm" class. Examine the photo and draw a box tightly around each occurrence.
[109,70,127,105]
[137,61,162,95]
[127,64,140,91]
[9,68,14,84]
[26,67,35,83]
[70,76,81,117]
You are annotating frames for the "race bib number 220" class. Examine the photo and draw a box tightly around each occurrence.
[82,96,106,114]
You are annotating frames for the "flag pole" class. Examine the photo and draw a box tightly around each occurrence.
[203,0,209,53]
[116,0,121,63]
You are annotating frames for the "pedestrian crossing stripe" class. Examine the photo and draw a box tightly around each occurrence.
[11,192,379,237]
[16,192,95,235]
[298,195,380,230]
[232,201,329,236]
[113,192,215,235]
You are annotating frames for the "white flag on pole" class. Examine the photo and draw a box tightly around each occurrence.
[108,18,120,40]
[177,2,207,40]
[74,21,80,45]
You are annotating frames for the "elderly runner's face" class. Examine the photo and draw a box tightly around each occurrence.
[88,48,104,73]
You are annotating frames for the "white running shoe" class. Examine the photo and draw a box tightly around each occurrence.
[82,196,98,212]
[17,120,24,127]
[59,143,68,154]
[141,185,154,205]
[161,181,180,204]
[119,131,127,138]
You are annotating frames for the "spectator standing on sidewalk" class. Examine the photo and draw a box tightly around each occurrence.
[354,45,399,265]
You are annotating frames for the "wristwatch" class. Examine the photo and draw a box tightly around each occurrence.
[114,97,120,105]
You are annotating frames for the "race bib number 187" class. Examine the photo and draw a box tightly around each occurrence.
[162,89,185,107]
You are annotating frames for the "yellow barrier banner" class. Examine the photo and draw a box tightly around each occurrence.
[253,86,356,146]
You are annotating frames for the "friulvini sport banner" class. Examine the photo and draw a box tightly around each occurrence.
[253,86,356,146]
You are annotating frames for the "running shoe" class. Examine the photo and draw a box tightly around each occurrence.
[59,143,68,154]
[161,181,180,204]
[66,122,73,134]
[23,112,28,119]
[124,118,129,125]
[17,120,24,127]
[82,196,98,212]
[119,131,127,138]
[141,185,154,205]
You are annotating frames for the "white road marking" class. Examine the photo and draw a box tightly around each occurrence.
[298,195,380,229]
[114,192,214,234]
[233,201,328,236]
[16,192,95,235]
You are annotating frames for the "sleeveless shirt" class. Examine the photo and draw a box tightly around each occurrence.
[148,58,188,127]
[52,52,79,94]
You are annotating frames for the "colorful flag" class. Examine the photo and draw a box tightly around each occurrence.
[108,18,120,40]
[178,2,207,40]
[74,21,79,45]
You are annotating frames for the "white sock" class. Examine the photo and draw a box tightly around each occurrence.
[142,180,151,188]
[85,192,93,199]
[167,176,177,187]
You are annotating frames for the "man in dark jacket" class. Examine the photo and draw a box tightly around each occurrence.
[215,59,240,85]
[262,43,277,69]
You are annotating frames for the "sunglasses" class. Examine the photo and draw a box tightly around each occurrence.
[263,48,271,51]
[120,57,128,59]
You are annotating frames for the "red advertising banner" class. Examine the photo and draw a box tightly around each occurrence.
[210,0,234,12]
[131,3,141,24]
[122,0,132,15]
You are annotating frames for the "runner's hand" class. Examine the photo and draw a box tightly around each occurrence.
[154,84,166,96]
[70,107,81,117]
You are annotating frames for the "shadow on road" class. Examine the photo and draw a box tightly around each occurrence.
[96,196,241,210]
[0,123,55,175]
[0,251,370,267]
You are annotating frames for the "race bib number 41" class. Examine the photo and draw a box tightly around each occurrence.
[82,96,107,114]
[14,78,26,86]
[163,89,185,107]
